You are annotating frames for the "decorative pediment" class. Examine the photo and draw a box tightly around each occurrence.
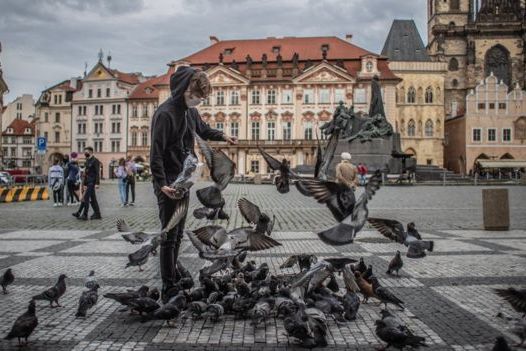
[317,110,332,121]
[214,112,226,122]
[302,111,315,121]
[201,112,212,122]
[85,62,113,81]
[265,109,278,120]
[249,111,262,121]
[229,112,241,120]
[293,62,354,84]
[281,111,294,121]
[206,66,249,86]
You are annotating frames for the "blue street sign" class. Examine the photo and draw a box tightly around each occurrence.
[37,137,47,155]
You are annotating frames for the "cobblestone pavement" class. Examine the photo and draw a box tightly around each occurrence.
[0,183,525,350]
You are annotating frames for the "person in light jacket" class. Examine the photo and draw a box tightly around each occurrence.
[48,158,64,207]
[114,158,128,207]
[335,152,358,190]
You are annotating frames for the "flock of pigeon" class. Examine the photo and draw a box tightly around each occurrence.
[1,135,525,350]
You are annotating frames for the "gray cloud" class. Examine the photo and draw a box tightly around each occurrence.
[0,0,426,101]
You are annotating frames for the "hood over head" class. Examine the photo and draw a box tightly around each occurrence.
[170,66,198,108]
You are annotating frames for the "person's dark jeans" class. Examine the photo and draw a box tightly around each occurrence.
[53,188,62,203]
[67,180,79,203]
[126,177,135,204]
[82,183,101,217]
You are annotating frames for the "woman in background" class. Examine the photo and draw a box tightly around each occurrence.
[114,158,128,207]
[48,158,64,207]
[66,158,80,205]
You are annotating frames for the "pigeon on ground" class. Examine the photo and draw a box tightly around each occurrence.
[258,146,297,194]
[368,218,434,258]
[4,300,38,347]
[238,197,275,236]
[85,270,97,290]
[343,289,361,321]
[149,301,180,326]
[380,309,405,329]
[249,298,274,327]
[1,268,14,294]
[375,319,427,350]
[387,251,404,276]
[284,306,328,348]
[76,284,100,318]
[194,135,235,221]
[370,277,404,310]
[126,244,155,271]
[280,254,318,271]
[103,285,149,307]
[495,287,526,318]
[362,264,374,283]
[354,271,376,303]
[127,297,161,315]
[148,288,160,302]
[315,170,382,245]
[354,257,367,274]
[190,301,209,319]
[492,336,513,351]
[203,303,225,322]
[32,274,67,307]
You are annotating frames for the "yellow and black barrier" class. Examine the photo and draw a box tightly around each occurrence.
[0,186,49,203]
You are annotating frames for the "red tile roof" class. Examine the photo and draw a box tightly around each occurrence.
[110,69,142,85]
[183,36,374,64]
[128,75,163,100]
[2,119,34,136]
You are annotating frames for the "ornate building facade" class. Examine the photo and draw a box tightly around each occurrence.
[71,59,145,178]
[427,0,526,119]
[445,74,526,174]
[35,79,81,172]
[383,20,447,166]
[161,36,400,175]
[1,119,36,170]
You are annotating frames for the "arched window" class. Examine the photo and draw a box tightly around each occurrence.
[448,57,459,71]
[425,87,433,103]
[407,87,416,104]
[485,45,511,87]
[425,119,434,137]
[408,119,416,136]
[131,130,138,147]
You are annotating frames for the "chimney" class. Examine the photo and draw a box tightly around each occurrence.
[209,36,220,45]
[345,34,353,43]
[70,77,78,89]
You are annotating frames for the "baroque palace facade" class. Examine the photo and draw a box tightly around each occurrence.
[153,36,401,175]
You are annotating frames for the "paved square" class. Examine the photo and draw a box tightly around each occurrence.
[0,183,525,350]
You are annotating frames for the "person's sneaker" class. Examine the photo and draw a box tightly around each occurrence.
[78,215,88,221]
[53,203,58,207]
[120,203,126,208]
[90,214,102,220]
[72,212,80,218]
[129,202,135,206]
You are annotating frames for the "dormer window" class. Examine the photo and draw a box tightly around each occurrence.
[224,48,234,55]
[366,61,373,72]
[321,44,329,52]
[145,87,153,94]
[25,128,31,134]
[272,46,281,54]
[7,128,13,134]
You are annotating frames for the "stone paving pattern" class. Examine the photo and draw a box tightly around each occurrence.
[0,183,525,350]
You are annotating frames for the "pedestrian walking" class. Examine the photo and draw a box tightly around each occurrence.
[114,158,128,207]
[150,66,237,302]
[48,158,64,207]
[66,158,80,205]
[357,162,368,186]
[62,154,70,205]
[73,147,101,220]
[125,156,137,206]
[335,152,358,190]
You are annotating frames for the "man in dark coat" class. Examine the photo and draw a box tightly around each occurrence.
[150,66,237,301]
[74,146,101,220]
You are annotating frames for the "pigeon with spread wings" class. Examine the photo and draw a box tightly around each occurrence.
[313,170,382,245]
[237,197,275,236]
[194,135,235,221]
[367,218,434,258]
[258,146,297,194]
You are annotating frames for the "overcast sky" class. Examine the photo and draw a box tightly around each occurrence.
[0,0,427,102]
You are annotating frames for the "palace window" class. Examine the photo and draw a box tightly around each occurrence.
[251,122,260,140]
[141,131,148,146]
[131,131,137,146]
[448,58,459,71]
[425,87,433,103]
[425,119,434,137]
[216,91,225,105]
[408,119,416,136]
[94,140,103,153]
[282,89,293,104]
[77,140,86,153]
[106,88,110,97]
[44,112,49,122]
[55,131,60,143]
[230,122,239,138]
[111,122,121,134]
[319,89,330,104]
[304,122,313,140]
[55,112,60,123]
[250,160,259,173]
[88,89,93,98]
[503,128,511,142]
[366,61,373,72]
[142,103,148,117]
[472,128,481,142]
[488,128,496,142]
[215,122,224,132]
[267,89,276,104]
[203,96,210,106]
[283,121,292,140]
[267,121,275,141]
[334,89,345,103]
[111,140,120,153]
[251,90,260,105]
[132,104,138,118]
[97,88,101,98]
[354,88,366,104]
[303,89,313,104]
[407,87,416,104]
[230,91,239,105]
[77,123,86,135]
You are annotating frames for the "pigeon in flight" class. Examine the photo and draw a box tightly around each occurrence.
[126,244,155,272]
[237,197,275,236]
[194,135,235,221]
[258,146,297,194]
[280,254,318,271]
[292,258,356,293]
[4,300,38,347]
[314,170,382,245]
[495,287,526,318]
[1,268,14,294]
[368,218,434,258]
[32,274,67,307]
